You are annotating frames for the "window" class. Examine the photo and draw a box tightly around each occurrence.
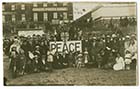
[3,15,5,22]
[53,3,57,6]
[44,13,48,21]
[59,13,63,19]
[43,3,47,7]
[53,12,57,19]
[21,14,25,21]
[11,5,15,10]
[63,12,67,19]
[21,4,25,10]
[33,3,38,7]
[34,13,38,21]
[12,15,16,21]
[63,3,68,6]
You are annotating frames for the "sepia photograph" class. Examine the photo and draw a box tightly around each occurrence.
[2,1,138,86]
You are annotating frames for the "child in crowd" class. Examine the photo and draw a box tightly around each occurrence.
[47,48,55,72]
[33,46,41,72]
[61,50,69,68]
[68,51,74,67]
[104,52,115,69]
[96,53,102,68]
[83,48,89,67]
[76,52,83,68]
[124,50,132,70]
[73,52,78,68]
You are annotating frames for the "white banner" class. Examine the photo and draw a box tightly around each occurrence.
[18,30,44,37]
[50,41,82,52]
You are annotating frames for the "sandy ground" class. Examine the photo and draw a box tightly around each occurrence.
[3,56,137,86]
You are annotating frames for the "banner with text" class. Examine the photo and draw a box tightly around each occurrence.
[18,30,44,37]
[50,41,82,52]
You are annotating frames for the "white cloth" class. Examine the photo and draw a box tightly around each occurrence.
[47,50,55,62]
[113,57,125,71]
[125,40,137,60]
[29,51,34,59]
[132,53,137,60]
[10,43,20,53]
[128,44,137,54]
[84,51,88,63]
[125,53,132,64]
[128,41,137,60]
[124,41,130,51]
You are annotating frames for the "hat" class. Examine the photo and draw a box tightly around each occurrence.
[131,34,136,38]
[122,37,125,40]
[125,35,130,39]
[14,38,19,42]
[107,35,110,38]
[131,34,136,37]
[78,53,82,57]
[102,34,105,38]
[93,37,97,39]
[112,34,117,38]
[35,45,40,48]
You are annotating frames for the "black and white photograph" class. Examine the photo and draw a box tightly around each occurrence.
[2,1,138,86]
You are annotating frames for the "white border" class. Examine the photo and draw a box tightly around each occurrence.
[0,0,139,89]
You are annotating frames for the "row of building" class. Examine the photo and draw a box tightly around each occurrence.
[2,2,73,24]
[2,2,136,36]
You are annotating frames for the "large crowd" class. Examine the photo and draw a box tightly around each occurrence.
[3,29,137,78]
[3,16,137,78]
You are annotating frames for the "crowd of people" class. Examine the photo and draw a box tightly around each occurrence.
[3,16,137,79]
[3,28,137,78]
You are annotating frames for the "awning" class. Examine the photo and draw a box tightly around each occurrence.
[70,5,103,25]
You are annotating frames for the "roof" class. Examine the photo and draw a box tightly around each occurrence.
[17,28,42,31]
[91,4,136,20]
[70,5,103,25]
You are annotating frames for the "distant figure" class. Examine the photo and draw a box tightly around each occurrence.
[4,77,7,86]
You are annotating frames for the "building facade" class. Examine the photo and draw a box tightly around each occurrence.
[2,2,73,35]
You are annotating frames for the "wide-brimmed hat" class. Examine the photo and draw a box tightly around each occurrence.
[125,35,130,39]
[35,45,40,48]
[106,35,110,38]
[93,37,97,40]
[112,34,117,38]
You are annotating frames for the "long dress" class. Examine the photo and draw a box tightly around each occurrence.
[83,51,89,64]
[128,41,137,60]
[113,57,125,71]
